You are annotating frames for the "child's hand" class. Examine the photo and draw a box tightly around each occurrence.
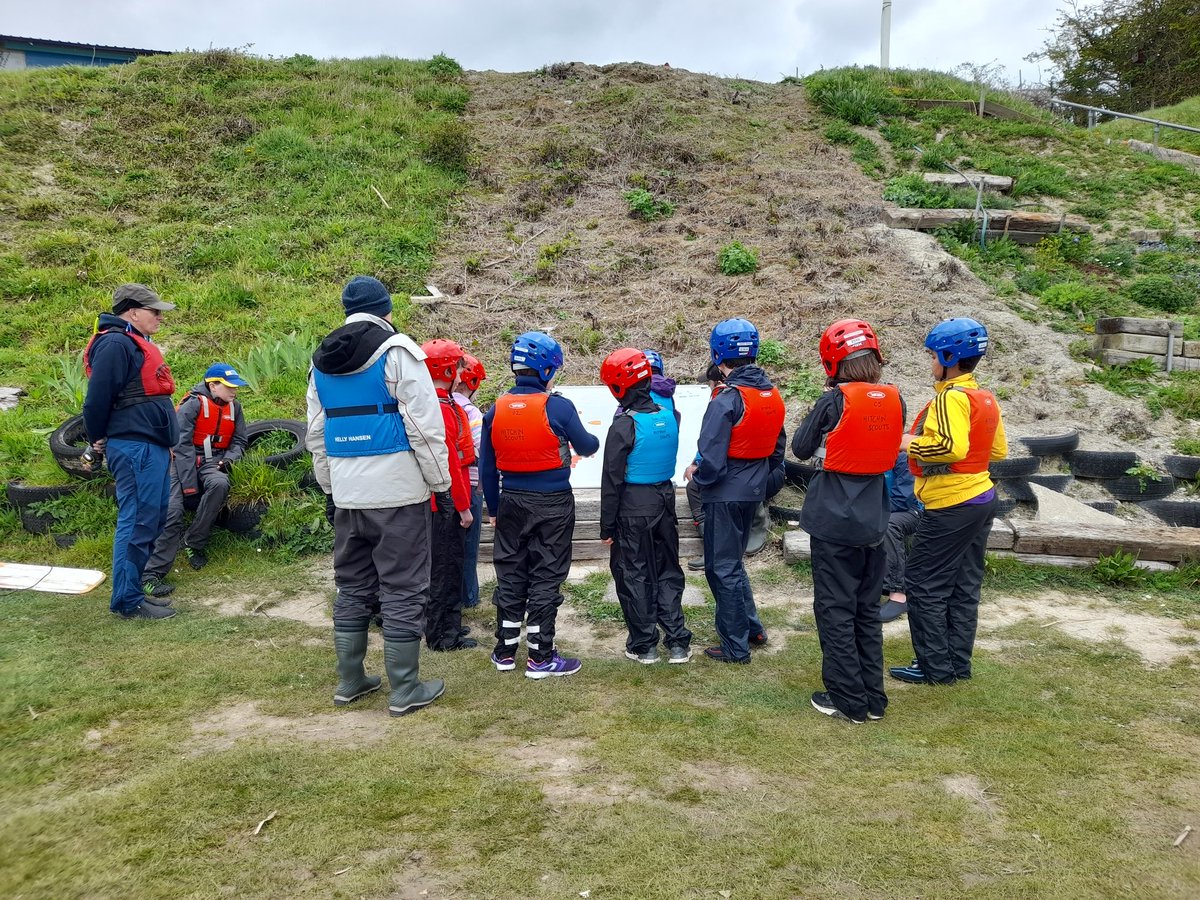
[602,538,613,545]
[489,515,497,526]
[900,433,915,450]
[459,508,474,529]
[684,463,698,482]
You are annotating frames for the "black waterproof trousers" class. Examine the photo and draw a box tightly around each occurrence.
[332,503,431,641]
[610,483,691,654]
[882,509,921,595]
[426,501,466,649]
[904,497,997,683]
[810,537,888,721]
[492,489,574,663]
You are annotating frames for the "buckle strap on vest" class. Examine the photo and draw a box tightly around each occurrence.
[326,401,401,418]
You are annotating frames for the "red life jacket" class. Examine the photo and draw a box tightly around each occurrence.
[725,384,786,460]
[182,392,238,460]
[83,326,175,408]
[907,386,1000,477]
[440,395,476,466]
[818,383,904,475]
[491,392,569,473]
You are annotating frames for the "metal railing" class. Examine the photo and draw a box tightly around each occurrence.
[1049,98,1200,146]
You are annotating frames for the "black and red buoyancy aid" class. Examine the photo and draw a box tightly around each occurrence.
[724,384,786,459]
[183,391,237,459]
[491,393,570,472]
[818,382,904,475]
[441,395,476,466]
[83,325,175,408]
[907,386,1000,477]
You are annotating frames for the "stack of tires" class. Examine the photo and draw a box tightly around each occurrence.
[987,430,1080,517]
[1065,449,1175,506]
[1142,454,1200,527]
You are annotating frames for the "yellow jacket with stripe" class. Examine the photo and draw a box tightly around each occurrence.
[907,373,1007,510]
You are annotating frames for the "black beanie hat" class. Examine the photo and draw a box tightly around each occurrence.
[341,276,393,318]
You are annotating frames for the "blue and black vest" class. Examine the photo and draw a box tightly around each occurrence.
[650,391,675,414]
[625,405,678,484]
[312,354,411,458]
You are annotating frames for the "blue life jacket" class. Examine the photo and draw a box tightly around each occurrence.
[650,391,675,414]
[313,354,411,457]
[625,405,678,484]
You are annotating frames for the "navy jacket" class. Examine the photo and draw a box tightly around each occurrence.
[82,313,179,449]
[480,375,600,515]
[692,365,786,503]
[791,386,906,547]
[887,452,920,513]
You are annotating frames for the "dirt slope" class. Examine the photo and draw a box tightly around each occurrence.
[422,63,1176,452]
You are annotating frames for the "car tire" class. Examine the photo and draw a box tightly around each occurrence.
[49,415,104,480]
[994,498,1019,518]
[1102,474,1176,502]
[1019,431,1080,457]
[6,480,82,511]
[996,479,1036,503]
[1086,500,1118,515]
[1026,474,1073,493]
[784,460,817,489]
[244,419,307,469]
[1163,455,1200,481]
[768,505,804,525]
[988,457,1040,478]
[218,501,269,534]
[1067,450,1139,480]
[1140,500,1200,527]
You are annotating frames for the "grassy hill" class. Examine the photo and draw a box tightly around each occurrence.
[1096,94,1200,155]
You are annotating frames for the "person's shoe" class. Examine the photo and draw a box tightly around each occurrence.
[433,638,479,652]
[459,626,472,638]
[879,600,908,623]
[703,645,750,665]
[625,648,660,665]
[888,659,928,683]
[749,631,768,648]
[143,576,174,598]
[114,602,176,620]
[491,652,516,672]
[333,629,382,706]
[867,709,886,721]
[141,594,172,608]
[185,547,208,570]
[810,691,865,725]
[745,503,770,556]
[686,554,705,571]
[525,651,582,680]
[667,645,692,664]
[383,639,444,716]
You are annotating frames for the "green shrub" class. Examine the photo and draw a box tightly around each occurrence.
[259,494,333,559]
[624,189,675,221]
[1040,282,1110,315]
[420,119,471,174]
[1122,274,1190,313]
[824,122,857,146]
[717,241,758,275]
[426,54,463,80]
[1093,550,1144,586]
[804,68,902,125]
[756,339,788,367]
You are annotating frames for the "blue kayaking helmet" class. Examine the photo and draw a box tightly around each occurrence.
[924,318,988,367]
[510,331,564,382]
[641,348,664,375]
[709,318,760,365]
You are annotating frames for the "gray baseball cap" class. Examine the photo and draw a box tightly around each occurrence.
[112,283,176,313]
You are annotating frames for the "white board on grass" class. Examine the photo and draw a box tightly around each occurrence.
[0,563,107,595]
[552,385,711,489]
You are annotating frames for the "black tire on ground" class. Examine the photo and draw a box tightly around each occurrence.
[6,480,82,510]
[49,414,103,480]
[218,501,269,534]
[996,479,1036,503]
[1019,431,1080,457]
[1102,474,1176,502]
[768,505,804,525]
[20,510,56,535]
[244,419,307,468]
[1067,450,1139,480]
[53,533,79,549]
[1140,500,1200,528]
[784,460,817,489]
[1163,455,1200,481]
[993,498,1019,518]
[1086,500,1118,515]
[298,468,321,492]
[1026,474,1074,493]
[988,457,1040,478]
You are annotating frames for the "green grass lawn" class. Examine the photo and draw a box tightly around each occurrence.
[2,554,1199,898]
[1097,95,1200,156]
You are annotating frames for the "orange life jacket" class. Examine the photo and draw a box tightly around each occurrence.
[491,392,570,473]
[819,383,904,475]
[725,384,786,460]
[83,326,175,408]
[907,386,1000,477]
[183,392,237,459]
[441,395,476,466]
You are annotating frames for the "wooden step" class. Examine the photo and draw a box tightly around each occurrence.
[1012,521,1200,563]
[922,172,1013,192]
[882,207,1090,242]
[477,536,703,563]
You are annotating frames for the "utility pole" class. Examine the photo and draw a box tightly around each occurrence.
[881,1,893,70]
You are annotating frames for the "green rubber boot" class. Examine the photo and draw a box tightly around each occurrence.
[384,638,445,717]
[333,629,381,707]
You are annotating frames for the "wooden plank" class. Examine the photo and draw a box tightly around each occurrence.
[987,549,1175,572]
[476,536,702,563]
[1012,521,1200,563]
[903,99,977,113]
[1093,349,1200,372]
[1095,316,1184,338]
[882,207,1089,234]
[782,529,810,563]
[1186,341,1200,359]
[0,563,107,594]
[979,100,1036,122]
[479,520,693,543]
[922,172,1013,192]
[569,489,692,523]
[1126,229,1200,244]
[1097,333,1182,356]
[986,519,1015,551]
[1126,140,1200,171]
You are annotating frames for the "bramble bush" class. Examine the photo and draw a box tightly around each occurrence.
[718,241,758,275]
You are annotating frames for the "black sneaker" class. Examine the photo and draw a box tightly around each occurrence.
[433,638,478,651]
[686,555,705,571]
[459,626,472,638]
[810,691,865,724]
[749,631,768,648]
[142,594,172,608]
[114,602,177,620]
[867,709,886,721]
[879,600,908,623]
[143,576,174,598]
[703,645,750,665]
[185,547,208,570]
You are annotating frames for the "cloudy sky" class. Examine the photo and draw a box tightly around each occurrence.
[8,0,1067,85]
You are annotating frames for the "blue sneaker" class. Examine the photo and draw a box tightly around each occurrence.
[888,659,928,683]
[525,651,582,680]
[491,652,516,672]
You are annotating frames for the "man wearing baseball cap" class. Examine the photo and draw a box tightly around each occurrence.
[82,283,180,620]
[142,362,251,598]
